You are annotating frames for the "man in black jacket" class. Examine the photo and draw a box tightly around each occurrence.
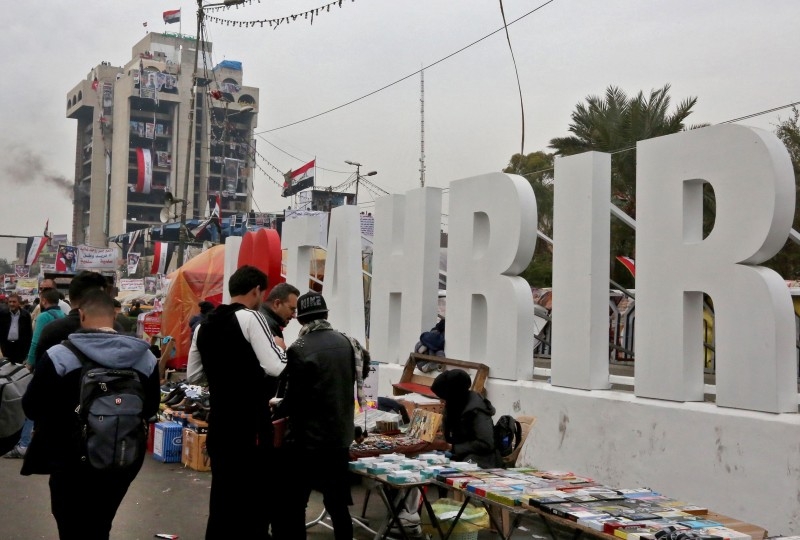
[187,265,286,539]
[33,271,121,370]
[272,292,362,540]
[21,290,160,539]
[0,293,33,365]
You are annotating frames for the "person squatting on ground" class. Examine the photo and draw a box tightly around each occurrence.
[271,291,370,540]
[259,282,300,350]
[20,289,160,539]
[187,265,287,539]
[431,368,503,469]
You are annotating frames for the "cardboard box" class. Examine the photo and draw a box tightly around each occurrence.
[153,421,183,463]
[181,428,211,471]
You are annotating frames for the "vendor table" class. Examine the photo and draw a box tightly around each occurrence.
[434,482,769,540]
[351,469,464,540]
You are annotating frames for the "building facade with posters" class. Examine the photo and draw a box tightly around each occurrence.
[66,33,259,254]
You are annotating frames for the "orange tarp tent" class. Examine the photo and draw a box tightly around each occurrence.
[162,245,226,368]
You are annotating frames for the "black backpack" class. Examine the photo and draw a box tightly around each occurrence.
[63,340,148,470]
[493,415,522,458]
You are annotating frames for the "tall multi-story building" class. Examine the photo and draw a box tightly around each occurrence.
[66,32,259,252]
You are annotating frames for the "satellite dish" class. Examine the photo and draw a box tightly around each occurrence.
[159,208,171,223]
[164,191,175,207]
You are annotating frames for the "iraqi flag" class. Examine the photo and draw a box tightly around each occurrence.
[150,242,174,274]
[135,148,152,194]
[163,9,181,24]
[282,159,315,197]
[190,194,221,238]
[25,237,48,266]
[616,255,636,278]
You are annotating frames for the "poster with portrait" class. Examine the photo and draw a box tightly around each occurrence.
[55,245,78,273]
[127,252,141,275]
[14,265,30,278]
[144,276,158,295]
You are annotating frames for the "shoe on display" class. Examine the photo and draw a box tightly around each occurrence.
[3,446,26,459]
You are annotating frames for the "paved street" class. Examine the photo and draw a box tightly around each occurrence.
[0,451,562,539]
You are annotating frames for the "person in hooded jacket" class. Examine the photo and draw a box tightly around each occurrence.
[430,368,503,469]
[20,289,160,539]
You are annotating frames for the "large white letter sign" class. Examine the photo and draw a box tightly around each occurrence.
[279,215,324,345]
[636,125,797,412]
[550,152,612,389]
[370,188,442,364]
[324,205,367,344]
[447,173,537,380]
[283,215,326,293]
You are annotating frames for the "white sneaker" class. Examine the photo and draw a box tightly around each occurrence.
[3,445,26,459]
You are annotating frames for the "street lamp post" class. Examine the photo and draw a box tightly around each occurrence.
[345,160,377,206]
[176,0,246,268]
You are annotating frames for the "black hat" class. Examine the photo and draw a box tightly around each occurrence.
[296,292,328,319]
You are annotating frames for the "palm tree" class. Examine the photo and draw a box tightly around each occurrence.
[548,84,700,286]
[549,84,698,217]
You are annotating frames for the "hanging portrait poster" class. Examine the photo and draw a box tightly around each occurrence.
[55,245,78,273]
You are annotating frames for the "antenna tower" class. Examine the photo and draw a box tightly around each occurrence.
[419,67,426,187]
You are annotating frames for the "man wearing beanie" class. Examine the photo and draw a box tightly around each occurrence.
[271,291,367,539]
[431,368,502,469]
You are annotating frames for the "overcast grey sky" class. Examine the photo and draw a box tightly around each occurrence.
[1,0,799,262]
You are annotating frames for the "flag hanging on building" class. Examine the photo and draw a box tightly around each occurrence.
[163,9,181,24]
[190,194,221,238]
[150,242,173,274]
[282,159,315,197]
[25,236,48,266]
[135,148,152,194]
[616,255,636,277]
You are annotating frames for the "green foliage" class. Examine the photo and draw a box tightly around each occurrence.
[763,106,800,279]
[503,151,555,287]
[547,84,700,287]
[0,259,13,275]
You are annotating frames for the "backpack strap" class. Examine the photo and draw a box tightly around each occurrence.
[513,419,523,450]
[61,339,91,367]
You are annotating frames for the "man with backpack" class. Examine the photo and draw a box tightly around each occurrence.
[20,289,160,539]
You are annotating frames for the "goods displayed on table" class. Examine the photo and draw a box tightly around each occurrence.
[350,434,428,456]
[349,457,757,540]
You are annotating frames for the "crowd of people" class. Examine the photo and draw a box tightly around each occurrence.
[2,266,502,540]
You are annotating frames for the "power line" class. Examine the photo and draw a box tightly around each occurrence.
[255,0,557,134]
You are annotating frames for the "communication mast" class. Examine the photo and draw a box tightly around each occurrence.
[419,67,426,187]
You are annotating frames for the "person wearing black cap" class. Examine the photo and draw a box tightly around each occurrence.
[188,300,214,333]
[431,368,503,469]
[271,291,367,540]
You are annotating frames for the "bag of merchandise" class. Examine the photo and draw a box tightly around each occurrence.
[421,497,489,538]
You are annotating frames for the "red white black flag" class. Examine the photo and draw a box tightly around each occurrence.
[150,242,173,274]
[135,148,152,194]
[163,9,181,24]
[282,159,315,197]
[25,236,48,266]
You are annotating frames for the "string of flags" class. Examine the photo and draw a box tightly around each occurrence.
[204,0,355,29]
